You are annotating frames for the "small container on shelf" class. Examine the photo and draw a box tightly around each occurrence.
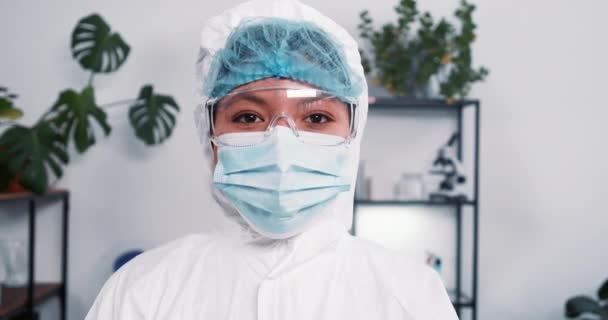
[425,251,443,274]
[393,173,425,201]
[0,239,28,288]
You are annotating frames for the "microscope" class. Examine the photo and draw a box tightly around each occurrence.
[428,133,468,201]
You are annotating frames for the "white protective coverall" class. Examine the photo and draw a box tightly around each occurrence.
[85,0,459,319]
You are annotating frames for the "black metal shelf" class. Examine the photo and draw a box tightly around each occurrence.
[0,189,69,320]
[0,189,68,204]
[353,96,480,320]
[449,290,475,308]
[368,97,479,109]
[0,283,63,319]
[355,199,476,206]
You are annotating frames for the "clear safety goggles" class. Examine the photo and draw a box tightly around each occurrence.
[204,86,358,147]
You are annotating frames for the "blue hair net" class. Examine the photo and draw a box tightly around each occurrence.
[204,17,363,99]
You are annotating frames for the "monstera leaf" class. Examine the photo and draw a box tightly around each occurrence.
[599,279,608,300]
[129,85,179,145]
[0,87,23,120]
[49,86,111,153]
[0,121,68,194]
[566,295,608,318]
[71,13,130,73]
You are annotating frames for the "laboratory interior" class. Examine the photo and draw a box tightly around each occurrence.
[0,0,606,319]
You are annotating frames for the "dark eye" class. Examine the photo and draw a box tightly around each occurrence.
[306,113,329,124]
[234,113,262,123]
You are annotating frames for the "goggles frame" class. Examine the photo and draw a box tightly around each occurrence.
[204,86,359,147]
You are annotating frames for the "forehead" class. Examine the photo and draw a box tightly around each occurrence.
[228,78,318,93]
[217,77,342,111]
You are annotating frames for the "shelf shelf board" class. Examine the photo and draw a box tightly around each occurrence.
[0,283,63,317]
[448,289,475,308]
[0,188,68,204]
[368,96,479,109]
[354,199,476,206]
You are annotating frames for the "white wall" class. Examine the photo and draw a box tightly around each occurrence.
[473,1,608,318]
[0,0,607,319]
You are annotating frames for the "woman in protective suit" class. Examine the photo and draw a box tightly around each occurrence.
[86,0,458,319]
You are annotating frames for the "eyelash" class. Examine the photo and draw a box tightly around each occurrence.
[231,111,334,124]
[305,112,332,124]
[232,112,263,124]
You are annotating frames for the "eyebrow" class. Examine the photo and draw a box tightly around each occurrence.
[297,96,347,111]
[297,96,325,107]
[217,92,345,114]
[219,93,268,110]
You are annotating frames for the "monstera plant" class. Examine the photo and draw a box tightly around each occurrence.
[0,13,180,195]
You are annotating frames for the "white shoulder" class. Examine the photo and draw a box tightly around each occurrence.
[117,233,217,283]
[346,236,459,320]
[85,233,219,320]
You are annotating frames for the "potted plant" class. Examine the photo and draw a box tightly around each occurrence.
[565,278,608,319]
[358,0,489,102]
[0,88,26,192]
[0,13,180,195]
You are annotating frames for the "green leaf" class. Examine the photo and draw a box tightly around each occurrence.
[359,49,372,74]
[0,97,24,120]
[0,121,69,194]
[0,166,11,190]
[128,85,179,146]
[358,0,488,99]
[599,279,608,301]
[49,86,111,153]
[71,13,130,73]
[395,0,418,30]
[565,295,607,318]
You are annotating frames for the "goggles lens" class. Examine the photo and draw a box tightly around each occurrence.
[205,86,358,147]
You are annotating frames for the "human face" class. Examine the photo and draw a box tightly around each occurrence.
[210,78,353,165]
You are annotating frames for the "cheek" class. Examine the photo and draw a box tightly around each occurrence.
[338,109,352,137]
[336,118,351,137]
[339,122,350,137]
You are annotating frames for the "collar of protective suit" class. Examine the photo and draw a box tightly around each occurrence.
[222,216,347,279]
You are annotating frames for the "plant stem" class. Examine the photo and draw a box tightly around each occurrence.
[99,98,139,109]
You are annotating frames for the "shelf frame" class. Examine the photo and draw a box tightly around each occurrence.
[0,189,70,320]
[0,283,63,319]
[352,98,480,320]
[354,199,476,206]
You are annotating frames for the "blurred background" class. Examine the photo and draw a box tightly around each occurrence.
[0,0,607,319]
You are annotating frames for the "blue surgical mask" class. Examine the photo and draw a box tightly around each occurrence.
[212,126,353,239]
